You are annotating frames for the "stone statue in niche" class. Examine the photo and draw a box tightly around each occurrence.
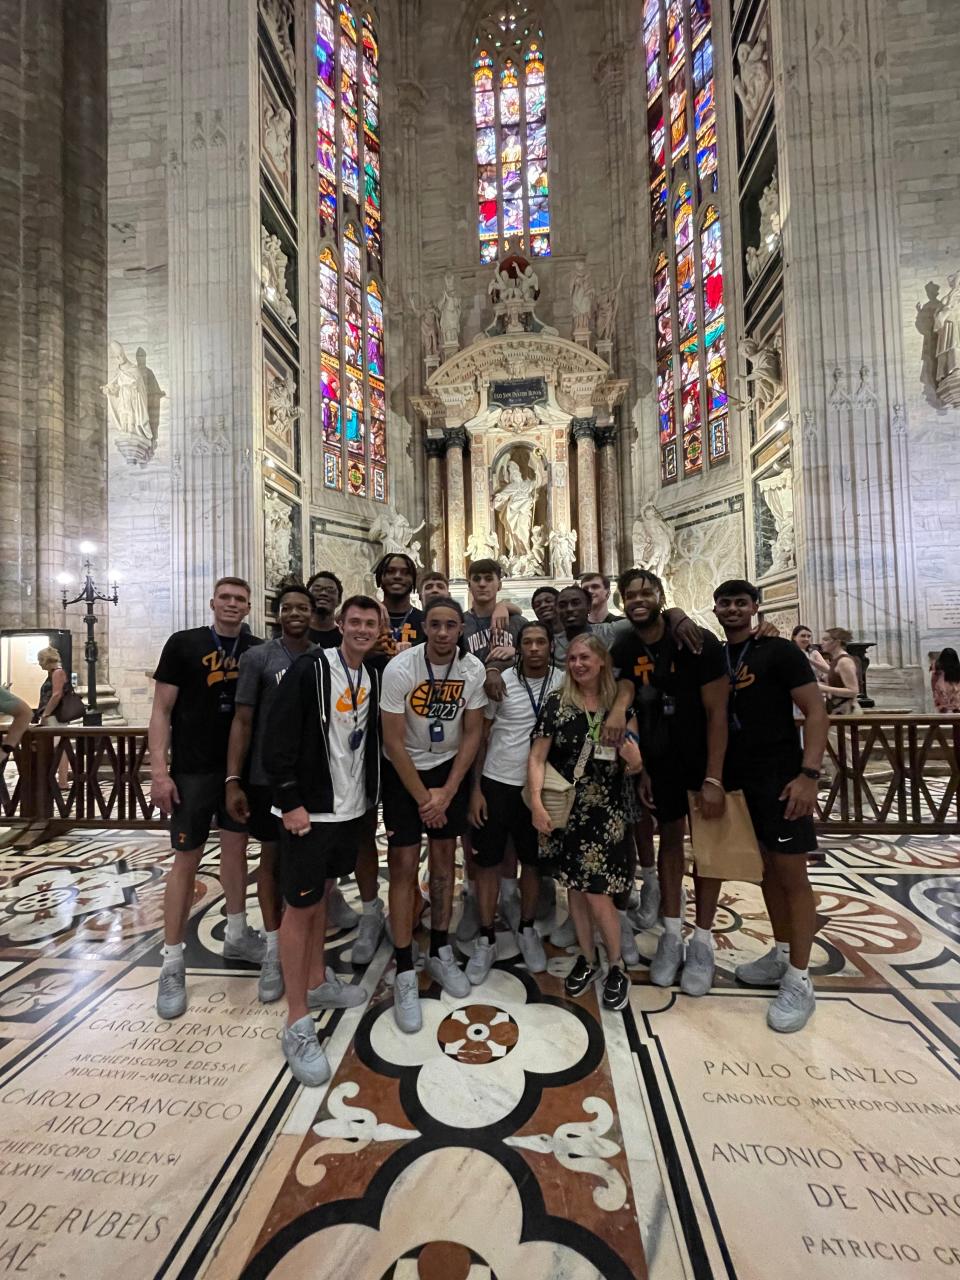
[513,526,547,577]
[757,467,795,575]
[595,275,623,344]
[259,0,296,82]
[570,262,595,333]
[632,503,675,584]
[420,302,441,359]
[548,527,577,580]
[493,455,546,567]
[102,340,163,466]
[738,336,782,412]
[733,29,770,125]
[260,226,297,327]
[466,529,500,563]
[262,96,291,181]
[369,504,426,568]
[266,368,302,447]
[930,274,960,408]
[745,170,781,283]
[438,273,462,350]
[264,488,295,588]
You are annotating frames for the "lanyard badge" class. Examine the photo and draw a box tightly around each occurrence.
[424,652,456,747]
[724,640,752,732]
[337,651,365,750]
[210,628,241,713]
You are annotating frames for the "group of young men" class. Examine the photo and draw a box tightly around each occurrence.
[147,556,828,1086]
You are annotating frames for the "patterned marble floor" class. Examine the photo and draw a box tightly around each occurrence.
[0,826,957,1279]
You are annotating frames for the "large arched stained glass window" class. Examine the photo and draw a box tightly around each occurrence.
[315,0,386,500]
[473,4,550,264]
[644,0,727,483]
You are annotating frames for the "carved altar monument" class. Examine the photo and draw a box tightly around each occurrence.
[413,254,628,586]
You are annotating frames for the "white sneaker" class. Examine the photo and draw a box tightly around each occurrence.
[498,885,521,933]
[650,933,684,987]
[680,939,715,996]
[630,876,661,931]
[455,891,480,944]
[768,974,816,1033]
[619,912,640,966]
[393,969,422,1033]
[516,925,547,973]
[258,955,284,1003]
[327,890,359,931]
[223,925,266,964]
[426,944,470,997]
[466,936,496,985]
[282,1015,330,1086]
[156,961,186,1018]
[736,946,788,987]
[550,914,578,948]
[352,901,385,965]
[307,967,368,1009]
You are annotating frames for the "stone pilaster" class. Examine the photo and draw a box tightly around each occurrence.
[595,423,620,577]
[443,427,468,580]
[571,417,599,574]
[424,435,447,573]
[773,0,920,687]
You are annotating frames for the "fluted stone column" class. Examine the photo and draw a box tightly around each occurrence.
[595,423,620,577]
[444,427,467,580]
[424,435,446,573]
[571,417,599,575]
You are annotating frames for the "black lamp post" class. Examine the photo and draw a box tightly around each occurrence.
[60,552,119,727]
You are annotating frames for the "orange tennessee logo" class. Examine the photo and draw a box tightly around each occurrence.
[410,679,465,721]
[632,655,655,685]
[734,665,756,691]
[202,650,240,688]
[336,684,369,713]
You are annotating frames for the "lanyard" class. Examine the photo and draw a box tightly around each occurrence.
[520,669,552,723]
[585,708,604,743]
[210,628,241,662]
[389,607,413,641]
[337,650,362,728]
[723,640,752,730]
[424,652,456,722]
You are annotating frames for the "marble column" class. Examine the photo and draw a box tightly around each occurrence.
[424,436,446,573]
[571,417,599,575]
[595,423,620,577]
[444,427,467,580]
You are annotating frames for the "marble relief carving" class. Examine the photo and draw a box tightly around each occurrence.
[259,0,296,81]
[259,71,292,204]
[631,502,675,584]
[262,343,300,468]
[738,335,783,414]
[263,485,300,588]
[733,27,771,128]
[368,505,425,568]
[667,506,745,629]
[260,225,297,328]
[745,169,781,283]
[756,465,796,576]
[310,525,377,595]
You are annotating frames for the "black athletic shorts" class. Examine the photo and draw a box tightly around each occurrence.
[245,783,280,844]
[382,757,471,848]
[644,758,705,826]
[170,772,246,852]
[470,776,539,868]
[280,814,365,908]
[738,778,818,856]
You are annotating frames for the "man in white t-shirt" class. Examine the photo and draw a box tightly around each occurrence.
[380,596,487,1033]
[262,595,383,1086]
[468,620,563,981]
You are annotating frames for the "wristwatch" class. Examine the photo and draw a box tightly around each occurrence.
[799,766,821,780]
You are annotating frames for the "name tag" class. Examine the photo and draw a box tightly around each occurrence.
[594,744,616,762]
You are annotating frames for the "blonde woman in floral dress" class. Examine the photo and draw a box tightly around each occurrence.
[527,634,642,1011]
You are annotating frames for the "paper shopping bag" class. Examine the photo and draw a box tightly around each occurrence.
[686,789,764,883]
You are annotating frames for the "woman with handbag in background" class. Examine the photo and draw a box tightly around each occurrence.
[526,634,643,1012]
[36,646,84,788]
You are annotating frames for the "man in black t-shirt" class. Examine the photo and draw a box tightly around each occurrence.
[714,580,828,1034]
[306,570,343,648]
[150,576,264,1019]
[371,553,426,657]
[608,568,729,999]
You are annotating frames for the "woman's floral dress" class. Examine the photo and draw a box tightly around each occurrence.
[533,691,631,895]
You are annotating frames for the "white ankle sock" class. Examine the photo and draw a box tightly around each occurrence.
[640,865,657,883]
[361,897,381,914]
[162,942,184,967]
[226,911,247,941]
[662,916,682,938]
[786,963,810,986]
[775,940,790,960]
[693,926,714,950]
[264,929,280,958]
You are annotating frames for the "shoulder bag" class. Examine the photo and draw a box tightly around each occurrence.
[55,686,86,724]
[523,736,593,831]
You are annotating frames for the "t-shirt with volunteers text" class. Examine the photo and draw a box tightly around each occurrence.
[483,665,565,787]
[463,610,525,665]
[234,638,316,786]
[723,637,815,782]
[380,644,487,770]
[153,626,263,775]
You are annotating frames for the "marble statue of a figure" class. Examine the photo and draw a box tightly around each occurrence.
[745,171,781,283]
[733,31,770,122]
[488,267,513,304]
[633,503,674,583]
[519,264,539,302]
[595,276,623,343]
[514,526,546,577]
[267,368,301,440]
[370,505,426,567]
[101,341,151,441]
[439,273,462,348]
[548,527,577,579]
[493,461,542,561]
[738,336,782,410]
[932,274,960,407]
[570,263,595,332]
[262,98,290,175]
[466,530,500,562]
[420,303,440,358]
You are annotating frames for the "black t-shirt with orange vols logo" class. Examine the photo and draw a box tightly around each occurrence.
[723,637,816,779]
[610,626,724,768]
[153,626,263,774]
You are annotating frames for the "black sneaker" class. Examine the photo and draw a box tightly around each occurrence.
[602,964,630,1012]
[564,954,601,997]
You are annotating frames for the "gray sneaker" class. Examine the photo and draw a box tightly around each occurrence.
[768,974,816,1033]
[327,890,359,931]
[517,925,547,973]
[535,875,556,921]
[680,938,715,996]
[736,946,788,988]
[393,968,422,1033]
[455,891,480,944]
[498,885,521,933]
[619,912,640,966]
[307,967,368,1009]
[223,925,266,964]
[281,1015,330,1086]
[549,914,578,948]
[466,936,496,985]
[258,955,284,1003]
[352,902,385,965]
[631,876,661,931]
[156,961,187,1019]
[650,933,685,987]
[426,944,470,997]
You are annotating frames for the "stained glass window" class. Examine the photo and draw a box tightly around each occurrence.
[315,1,386,499]
[644,0,728,482]
[473,5,551,263]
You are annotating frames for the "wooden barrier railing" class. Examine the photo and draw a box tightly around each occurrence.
[1,717,958,835]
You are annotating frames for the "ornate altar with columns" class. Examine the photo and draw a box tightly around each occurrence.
[413,256,627,588]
